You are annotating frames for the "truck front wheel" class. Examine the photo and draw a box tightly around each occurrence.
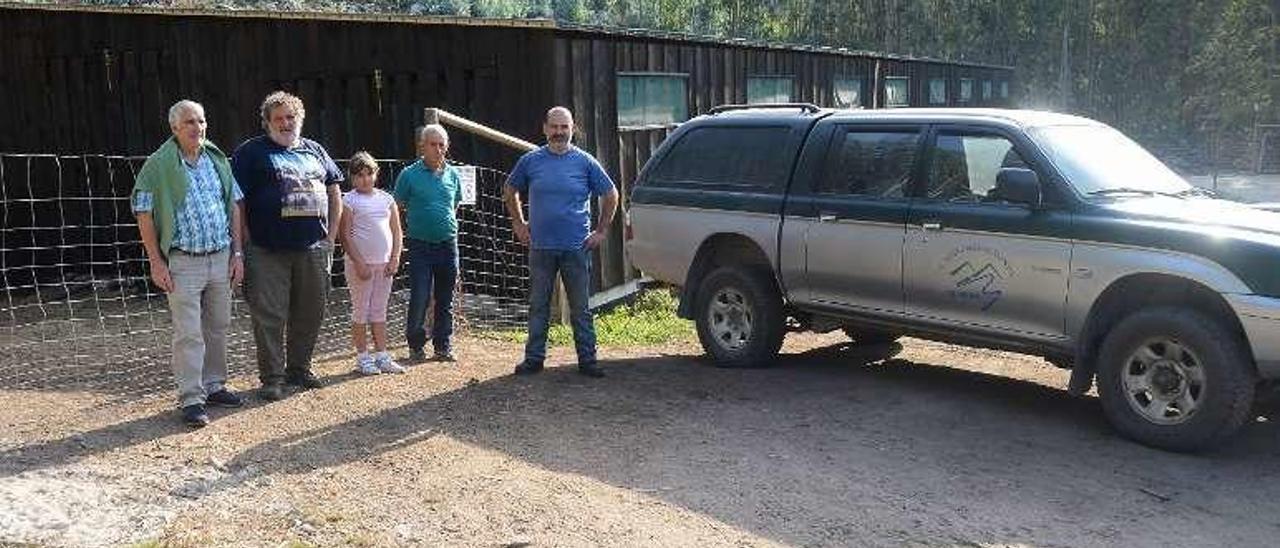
[694,266,785,368]
[1095,307,1255,452]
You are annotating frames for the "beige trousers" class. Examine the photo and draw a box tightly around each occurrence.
[165,249,232,407]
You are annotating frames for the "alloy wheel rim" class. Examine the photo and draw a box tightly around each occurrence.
[708,287,752,351]
[1120,337,1206,426]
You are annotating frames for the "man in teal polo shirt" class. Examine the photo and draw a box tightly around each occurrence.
[394,124,463,363]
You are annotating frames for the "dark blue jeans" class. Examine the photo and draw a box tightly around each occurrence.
[405,238,458,354]
[525,248,596,365]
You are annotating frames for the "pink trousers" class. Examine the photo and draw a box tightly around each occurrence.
[345,259,393,324]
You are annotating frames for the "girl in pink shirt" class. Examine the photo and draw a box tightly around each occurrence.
[339,152,405,374]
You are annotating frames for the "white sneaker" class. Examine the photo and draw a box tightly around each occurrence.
[356,354,381,376]
[375,352,405,374]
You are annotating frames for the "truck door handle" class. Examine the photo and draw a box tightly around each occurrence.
[920,221,943,230]
[818,211,838,222]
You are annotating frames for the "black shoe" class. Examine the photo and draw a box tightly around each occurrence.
[285,371,323,390]
[514,360,544,375]
[206,389,244,408]
[578,363,605,378]
[433,350,457,363]
[258,383,285,401]
[182,404,210,428]
[407,348,428,364]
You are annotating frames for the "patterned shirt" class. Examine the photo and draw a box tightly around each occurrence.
[132,152,243,254]
[231,136,344,250]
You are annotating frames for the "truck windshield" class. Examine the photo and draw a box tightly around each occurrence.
[1030,124,1192,196]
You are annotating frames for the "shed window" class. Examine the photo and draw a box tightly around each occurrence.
[833,77,864,108]
[747,76,793,103]
[982,80,994,100]
[885,77,910,107]
[959,79,974,103]
[928,78,947,105]
[617,73,688,127]
[999,81,1010,99]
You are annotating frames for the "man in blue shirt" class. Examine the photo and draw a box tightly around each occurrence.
[504,106,619,378]
[132,100,245,427]
[232,91,344,401]
[394,124,463,363]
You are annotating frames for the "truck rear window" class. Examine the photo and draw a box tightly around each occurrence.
[649,126,792,188]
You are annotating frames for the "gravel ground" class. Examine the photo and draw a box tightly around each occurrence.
[4,333,1280,547]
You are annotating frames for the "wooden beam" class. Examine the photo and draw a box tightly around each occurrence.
[424,107,536,152]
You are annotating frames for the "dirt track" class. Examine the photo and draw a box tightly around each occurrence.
[3,333,1280,547]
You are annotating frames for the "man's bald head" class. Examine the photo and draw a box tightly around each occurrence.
[543,106,575,153]
[546,106,573,125]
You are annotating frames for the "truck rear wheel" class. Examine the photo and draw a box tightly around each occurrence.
[694,266,785,368]
[1095,307,1255,452]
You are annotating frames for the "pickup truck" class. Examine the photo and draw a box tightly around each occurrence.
[626,104,1280,452]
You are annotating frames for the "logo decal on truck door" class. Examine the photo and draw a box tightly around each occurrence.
[941,245,1015,311]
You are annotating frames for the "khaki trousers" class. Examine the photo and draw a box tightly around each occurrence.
[165,249,231,407]
[244,242,332,385]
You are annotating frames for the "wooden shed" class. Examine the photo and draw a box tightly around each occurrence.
[0,3,1015,293]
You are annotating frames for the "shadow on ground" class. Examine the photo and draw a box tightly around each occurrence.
[8,340,1280,545]
[0,306,359,401]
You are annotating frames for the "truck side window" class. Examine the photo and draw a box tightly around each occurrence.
[816,130,918,198]
[926,132,1029,203]
[650,126,791,188]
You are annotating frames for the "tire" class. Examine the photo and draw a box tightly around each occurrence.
[694,266,786,368]
[1095,307,1255,452]
[841,326,902,346]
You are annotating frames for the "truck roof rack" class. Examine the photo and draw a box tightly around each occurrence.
[707,103,822,115]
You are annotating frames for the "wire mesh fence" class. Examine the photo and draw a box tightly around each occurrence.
[6,141,1275,401]
[0,153,529,400]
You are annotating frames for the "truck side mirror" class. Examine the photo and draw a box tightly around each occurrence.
[993,167,1042,207]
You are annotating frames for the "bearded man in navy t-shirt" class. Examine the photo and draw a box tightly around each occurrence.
[232,91,344,401]
[503,106,619,378]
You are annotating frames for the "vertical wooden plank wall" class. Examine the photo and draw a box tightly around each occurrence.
[1,8,1016,158]
[0,6,1013,296]
[0,8,553,164]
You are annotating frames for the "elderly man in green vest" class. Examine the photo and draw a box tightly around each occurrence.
[132,99,246,428]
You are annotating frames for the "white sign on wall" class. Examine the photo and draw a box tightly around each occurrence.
[457,165,477,206]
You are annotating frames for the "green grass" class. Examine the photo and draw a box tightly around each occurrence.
[481,287,693,347]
